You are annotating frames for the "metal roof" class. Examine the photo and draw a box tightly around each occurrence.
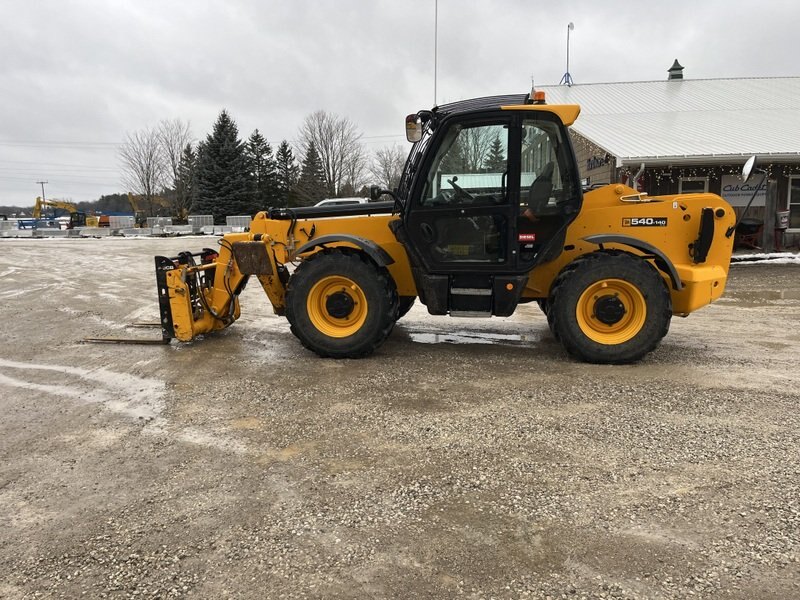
[539,77,800,166]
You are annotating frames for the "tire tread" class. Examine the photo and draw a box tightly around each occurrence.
[549,251,671,364]
[285,249,397,358]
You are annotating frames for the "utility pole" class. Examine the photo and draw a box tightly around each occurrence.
[36,180,48,202]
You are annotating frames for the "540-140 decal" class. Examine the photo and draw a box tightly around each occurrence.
[623,217,668,227]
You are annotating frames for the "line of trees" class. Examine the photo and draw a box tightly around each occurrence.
[118,109,408,224]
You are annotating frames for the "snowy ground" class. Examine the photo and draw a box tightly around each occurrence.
[732,251,800,265]
[0,237,798,599]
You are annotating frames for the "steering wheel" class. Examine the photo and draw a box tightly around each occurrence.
[446,176,475,202]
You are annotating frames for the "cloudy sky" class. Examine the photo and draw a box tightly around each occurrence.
[1,0,798,206]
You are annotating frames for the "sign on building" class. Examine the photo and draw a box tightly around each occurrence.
[721,175,766,207]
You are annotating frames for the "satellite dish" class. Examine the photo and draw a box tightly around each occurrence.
[741,156,757,183]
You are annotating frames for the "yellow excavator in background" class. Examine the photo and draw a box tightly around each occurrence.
[127,193,187,226]
[127,193,149,227]
[111,90,740,364]
[32,197,89,228]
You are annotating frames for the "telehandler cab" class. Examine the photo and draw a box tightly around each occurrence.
[152,91,737,363]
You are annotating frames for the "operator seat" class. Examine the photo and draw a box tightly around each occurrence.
[527,161,555,213]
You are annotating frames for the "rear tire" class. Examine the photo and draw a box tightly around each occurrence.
[549,252,671,364]
[286,250,397,358]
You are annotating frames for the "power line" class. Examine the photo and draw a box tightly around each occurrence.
[0,133,405,146]
[360,134,406,140]
[0,168,119,176]
[0,140,122,148]
[0,168,120,176]
[0,159,119,170]
[0,175,120,184]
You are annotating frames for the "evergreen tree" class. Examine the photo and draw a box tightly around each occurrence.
[483,136,506,172]
[275,140,299,208]
[246,129,278,211]
[192,110,254,223]
[292,141,327,206]
[440,136,467,175]
[176,143,196,219]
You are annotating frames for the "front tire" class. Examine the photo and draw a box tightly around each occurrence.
[536,298,549,316]
[286,250,397,358]
[549,252,671,364]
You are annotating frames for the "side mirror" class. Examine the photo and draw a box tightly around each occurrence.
[405,114,422,143]
[742,156,757,183]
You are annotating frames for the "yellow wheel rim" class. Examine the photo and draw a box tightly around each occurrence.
[576,278,646,345]
[307,275,368,338]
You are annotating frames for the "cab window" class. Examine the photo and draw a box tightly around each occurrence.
[421,123,508,206]
[520,119,577,216]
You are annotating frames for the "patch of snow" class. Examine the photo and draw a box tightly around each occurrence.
[0,357,164,420]
[732,252,800,265]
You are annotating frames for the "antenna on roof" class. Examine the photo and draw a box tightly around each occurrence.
[559,22,575,86]
[559,21,575,85]
[434,0,438,105]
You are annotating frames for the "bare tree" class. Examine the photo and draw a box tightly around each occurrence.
[297,111,366,197]
[460,127,495,172]
[157,119,193,218]
[342,143,370,196]
[371,144,408,191]
[119,127,166,216]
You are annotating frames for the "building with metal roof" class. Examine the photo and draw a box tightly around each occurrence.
[540,68,800,249]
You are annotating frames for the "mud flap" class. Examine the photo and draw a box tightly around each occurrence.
[691,208,715,264]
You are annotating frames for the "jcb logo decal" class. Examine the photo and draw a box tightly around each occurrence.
[623,217,668,227]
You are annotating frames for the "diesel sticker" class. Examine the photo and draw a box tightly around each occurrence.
[518,233,537,242]
[623,217,668,227]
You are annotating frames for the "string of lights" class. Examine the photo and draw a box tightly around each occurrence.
[571,135,778,185]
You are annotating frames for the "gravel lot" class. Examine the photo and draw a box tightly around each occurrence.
[1,237,798,599]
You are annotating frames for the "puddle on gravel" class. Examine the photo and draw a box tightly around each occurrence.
[406,329,533,347]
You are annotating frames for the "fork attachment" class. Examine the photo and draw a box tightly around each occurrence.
[155,248,242,342]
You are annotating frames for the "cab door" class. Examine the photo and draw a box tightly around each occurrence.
[514,115,583,269]
[405,116,519,273]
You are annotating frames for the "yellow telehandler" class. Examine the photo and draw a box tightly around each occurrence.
[150,91,739,363]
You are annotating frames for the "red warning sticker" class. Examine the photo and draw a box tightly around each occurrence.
[518,233,537,242]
